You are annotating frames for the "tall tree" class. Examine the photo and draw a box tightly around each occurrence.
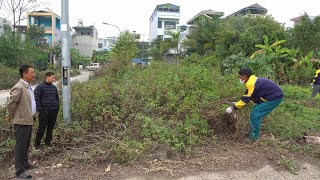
[109,30,138,74]
[2,0,44,31]
[288,13,320,55]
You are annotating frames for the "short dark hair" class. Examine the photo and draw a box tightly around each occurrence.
[19,65,33,78]
[238,67,253,77]
[46,71,55,77]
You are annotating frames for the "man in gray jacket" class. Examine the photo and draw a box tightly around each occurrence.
[7,65,36,179]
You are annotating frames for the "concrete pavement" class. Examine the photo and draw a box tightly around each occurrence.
[0,70,92,106]
[125,162,320,180]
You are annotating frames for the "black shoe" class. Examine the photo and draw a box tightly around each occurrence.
[16,171,32,179]
[25,164,38,170]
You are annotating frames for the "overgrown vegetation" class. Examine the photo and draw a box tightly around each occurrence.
[1,13,319,169]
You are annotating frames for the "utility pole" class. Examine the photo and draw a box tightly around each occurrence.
[61,0,71,123]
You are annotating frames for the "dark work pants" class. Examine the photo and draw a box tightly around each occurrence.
[312,85,320,97]
[14,124,32,175]
[35,110,58,146]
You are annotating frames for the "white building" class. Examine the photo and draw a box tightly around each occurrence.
[72,20,101,57]
[103,36,116,50]
[0,17,11,35]
[149,3,180,42]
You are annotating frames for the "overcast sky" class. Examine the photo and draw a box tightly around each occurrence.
[1,0,320,40]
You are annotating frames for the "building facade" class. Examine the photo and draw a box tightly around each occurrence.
[72,24,100,57]
[27,11,61,46]
[149,3,180,42]
[103,36,116,50]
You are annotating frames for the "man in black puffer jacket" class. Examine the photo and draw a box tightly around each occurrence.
[34,72,59,150]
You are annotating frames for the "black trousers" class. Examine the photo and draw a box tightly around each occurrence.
[35,110,58,146]
[14,124,32,175]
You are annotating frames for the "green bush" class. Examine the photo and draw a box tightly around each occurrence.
[70,62,238,154]
[0,65,19,89]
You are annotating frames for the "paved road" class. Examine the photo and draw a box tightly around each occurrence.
[125,162,320,180]
[0,70,92,107]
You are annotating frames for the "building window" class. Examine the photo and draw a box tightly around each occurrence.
[164,21,176,29]
[158,21,162,28]
[157,35,163,39]
[164,8,168,12]
[158,8,164,12]
[98,43,103,48]
[175,9,180,13]
[169,8,174,12]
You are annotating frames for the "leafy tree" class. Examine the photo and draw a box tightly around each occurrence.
[2,0,45,32]
[149,31,180,60]
[26,25,46,45]
[288,13,320,55]
[109,30,138,73]
[216,15,287,59]
[0,25,25,67]
[0,24,49,69]
[91,50,109,63]
[186,15,287,60]
[185,16,221,55]
[149,37,166,60]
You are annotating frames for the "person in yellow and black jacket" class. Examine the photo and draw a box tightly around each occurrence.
[311,65,320,97]
[225,68,283,140]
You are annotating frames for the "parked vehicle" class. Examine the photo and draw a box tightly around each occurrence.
[85,63,101,71]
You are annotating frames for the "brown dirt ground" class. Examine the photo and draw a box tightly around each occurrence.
[1,113,319,180]
[1,134,319,180]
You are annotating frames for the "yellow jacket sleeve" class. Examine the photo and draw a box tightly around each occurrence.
[234,75,257,110]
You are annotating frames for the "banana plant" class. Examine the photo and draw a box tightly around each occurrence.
[250,35,287,58]
[298,50,314,66]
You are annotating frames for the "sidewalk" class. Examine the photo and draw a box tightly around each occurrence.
[125,162,320,180]
[0,71,91,106]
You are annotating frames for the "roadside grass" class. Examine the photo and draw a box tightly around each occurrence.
[0,62,319,166]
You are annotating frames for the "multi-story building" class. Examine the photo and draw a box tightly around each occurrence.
[149,3,180,42]
[227,3,267,17]
[27,11,61,46]
[98,38,104,51]
[0,17,11,35]
[72,20,100,57]
[103,36,116,50]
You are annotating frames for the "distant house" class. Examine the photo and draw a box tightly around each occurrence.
[15,25,28,34]
[103,36,116,50]
[149,3,180,42]
[187,9,224,25]
[227,3,268,18]
[72,20,101,57]
[27,11,61,46]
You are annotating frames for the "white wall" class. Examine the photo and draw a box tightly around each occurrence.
[72,36,98,57]
[149,10,180,42]
[149,13,159,42]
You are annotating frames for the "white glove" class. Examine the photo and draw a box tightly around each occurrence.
[310,83,314,86]
[225,107,233,114]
